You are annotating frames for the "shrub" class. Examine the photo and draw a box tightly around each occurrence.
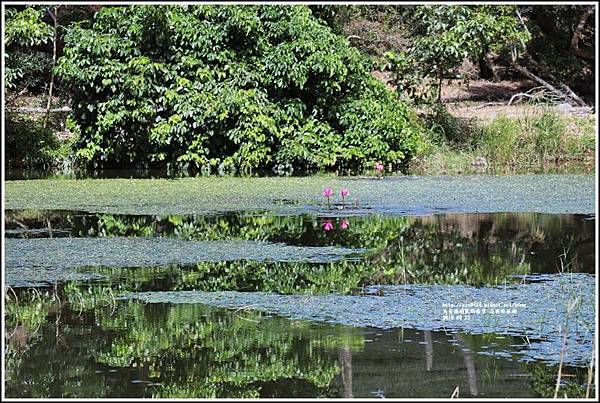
[56,5,424,173]
[5,112,74,167]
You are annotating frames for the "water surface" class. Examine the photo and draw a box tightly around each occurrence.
[4,209,596,398]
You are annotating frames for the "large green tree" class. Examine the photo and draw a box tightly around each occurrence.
[56,5,424,173]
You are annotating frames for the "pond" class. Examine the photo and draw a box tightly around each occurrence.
[4,203,595,398]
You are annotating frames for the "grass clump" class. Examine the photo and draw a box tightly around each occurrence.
[412,106,595,174]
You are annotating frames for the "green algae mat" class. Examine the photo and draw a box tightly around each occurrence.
[4,237,364,287]
[4,174,595,215]
[128,273,595,367]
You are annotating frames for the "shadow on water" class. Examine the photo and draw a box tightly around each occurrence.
[4,289,594,399]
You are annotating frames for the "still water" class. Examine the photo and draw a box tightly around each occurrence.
[4,210,596,398]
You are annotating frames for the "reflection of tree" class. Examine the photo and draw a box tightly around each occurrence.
[5,291,113,397]
[7,287,593,398]
[454,333,594,398]
[456,334,478,397]
[6,210,595,289]
[5,287,366,398]
[424,330,433,371]
[339,347,353,398]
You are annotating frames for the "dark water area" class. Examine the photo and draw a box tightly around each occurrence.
[5,162,594,181]
[5,166,314,180]
[4,209,596,398]
[4,295,592,398]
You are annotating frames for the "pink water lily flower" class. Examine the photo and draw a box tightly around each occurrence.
[322,220,334,231]
[340,188,349,206]
[340,219,350,229]
[323,187,334,209]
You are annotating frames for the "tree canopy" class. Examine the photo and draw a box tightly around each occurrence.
[55,5,424,173]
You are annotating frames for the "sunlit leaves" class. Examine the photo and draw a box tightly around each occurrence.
[56,5,424,172]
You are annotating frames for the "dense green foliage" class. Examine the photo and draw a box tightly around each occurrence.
[4,7,53,91]
[56,5,423,173]
[3,4,595,173]
[4,6,82,168]
[380,5,529,102]
[5,112,59,166]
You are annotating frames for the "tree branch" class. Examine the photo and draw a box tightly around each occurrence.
[571,6,594,60]
[43,5,61,131]
[523,54,588,106]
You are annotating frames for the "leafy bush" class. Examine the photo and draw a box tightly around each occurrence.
[4,7,53,91]
[5,112,75,167]
[56,5,424,173]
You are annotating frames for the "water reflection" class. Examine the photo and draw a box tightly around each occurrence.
[5,210,595,289]
[4,287,593,398]
[4,210,595,397]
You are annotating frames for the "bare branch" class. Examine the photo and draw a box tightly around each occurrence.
[509,61,586,106]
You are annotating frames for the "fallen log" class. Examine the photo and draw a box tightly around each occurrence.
[509,61,587,107]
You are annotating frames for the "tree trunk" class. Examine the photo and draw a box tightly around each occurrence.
[485,53,500,82]
[513,9,588,107]
[43,6,60,132]
[479,53,499,81]
[523,55,588,106]
[571,6,594,60]
[510,60,587,107]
